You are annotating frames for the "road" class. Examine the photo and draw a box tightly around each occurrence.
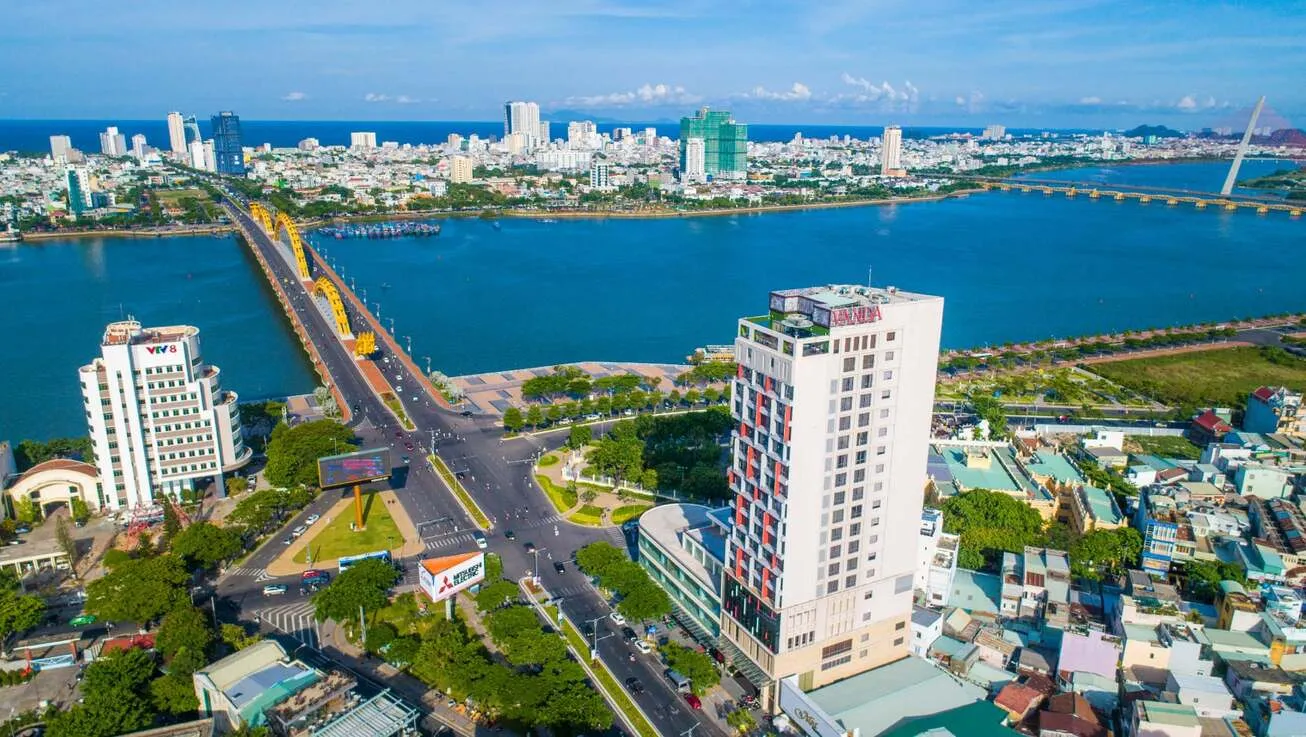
[215,198,724,737]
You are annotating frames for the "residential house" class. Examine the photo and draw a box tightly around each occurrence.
[1129,700,1202,737]
[1254,612,1306,672]
[995,681,1046,724]
[918,508,960,608]
[1038,692,1107,737]
[1217,580,1264,631]
[1158,623,1217,677]
[1191,410,1234,446]
[1058,630,1123,714]
[1263,586,1303,624]
[1243,687,1306,737]
[1247,498,1306,572]
[1164,671,1239,718]
[1118,571,1191,631]
[911,606,944,658]
[1068,484,1126,535]
[975,628,1019,669]
[1202,443,1253,474]
[1224,659,1300,700]
[1236,464,1295,499]
[1200,627,1273,666]
[1002,547,1071,624]
[1245,387,1305,438]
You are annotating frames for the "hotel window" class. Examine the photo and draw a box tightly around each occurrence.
[881,389,892,400]
[896,621,906,631]
[859,393,873,408]
[893,638,904,647]
[858,413,870,427]
[878,427,888,437]
[833,492,846,505]
[841,377,854,392]
[885,351,895,361]
[829,544,842,558]
[828,562,840,576]
[883,370,893,381]
[838,416,851,431]
[886,332,896,342]
[827,581,839,594]
[842,357,855,372]
[845,575,857,588]
[856,431,868,445]
[837,435,849,450]
[848,540,860,554]
[862,354,875,369]
[840,397,853,412]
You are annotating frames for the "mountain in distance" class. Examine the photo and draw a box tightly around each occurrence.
[1123,124,1184,138]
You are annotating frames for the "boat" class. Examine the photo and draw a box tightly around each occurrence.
[0,227,21,243]
[315,222,441,239]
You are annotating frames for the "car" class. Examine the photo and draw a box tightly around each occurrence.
[609,611,627,626]
[69,614,97,627]
[14,526,31,535]
[282,537,293,545]
[683,693,702,710]
[455,471,467,480]
[553,561,566,574]
[305,514,320,525]
[524,542,536,554]
[622,409,636,416]
[621,626,638,642]
[291,525,308,538]
[503,530,516,541]
[405,442,415,450]
[262,584,288,596]
[634,640,653,654]
[625,677,645,694]
[581,622,595,638]
[402,455,410,464]
[584,413,601,421]
[473,532,487,549]
[459,410,473,417]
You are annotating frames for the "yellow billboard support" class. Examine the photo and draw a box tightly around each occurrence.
[314,277,352,338]
[274,211,311,280]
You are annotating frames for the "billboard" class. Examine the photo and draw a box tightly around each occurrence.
[418,552,486,604]
[317,447,391,489]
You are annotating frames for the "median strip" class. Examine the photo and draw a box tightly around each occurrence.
[428,454,491,529]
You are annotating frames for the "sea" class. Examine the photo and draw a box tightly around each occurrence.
[1,159,1302,441]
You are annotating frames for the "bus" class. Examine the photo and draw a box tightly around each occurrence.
[337,550,392,572]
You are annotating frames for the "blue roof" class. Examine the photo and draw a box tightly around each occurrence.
[1026,451,1084,485]
[949,569,1002,615]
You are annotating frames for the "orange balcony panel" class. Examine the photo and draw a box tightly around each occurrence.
[784,405,792,442]
[765,375,772,393]
[735,549,745,579]
[737,363,745,379]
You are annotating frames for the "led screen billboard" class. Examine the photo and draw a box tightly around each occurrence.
[317,447,391,489]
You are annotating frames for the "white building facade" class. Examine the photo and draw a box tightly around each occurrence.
[80,321,250,512]
[684,137,707,183]
[350,131,378,150]
[503,100,541,147]
[917,507,960,608]
[721,284,944,693]
[881,125,903,175]
[167,112,187,153]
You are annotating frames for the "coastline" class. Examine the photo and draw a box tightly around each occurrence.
[19,224,235,242]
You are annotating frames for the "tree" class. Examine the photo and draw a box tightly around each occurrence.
[365,621,398,653]
[313,558,399,623]
[968,393,1009,439]
[12,497,37,525]
[225,476,249,495]
[151,671,200,716]
[662,643,720,695]
[264,420,355,488]
[156,605,214,665]
[941,489,1046,570]
[55,516,79,577]
[580,487,599,504]
[0,572,45,640]
[85,554,189,625]
[586,435,644,486]
[170,522,243,570]
[615,580,672,621]
[546,404,563,424]
[475,580,521,612]
[526,405,544,429]
[1069,527,1143,581]
[575,542,628,578]
[47,648,157,737]
[386,635,420,665]
[221,623,262,651]
[70,497,91,525]
[503,407,525,433]
[13,437,93,471]
[162,501,182,542]
[727,708,758,734]
[568,425,592,449]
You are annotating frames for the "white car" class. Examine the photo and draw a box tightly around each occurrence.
[304,514,320,525]
[609,611,627,626]
[634,640,652,654]
[473,532,488,550]
[291,525,308,538]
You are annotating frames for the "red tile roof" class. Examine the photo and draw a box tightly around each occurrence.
[995,682,1044,718]
[1193,410,1232,433]
[1253,386,1275,402]
[14,458,99,485]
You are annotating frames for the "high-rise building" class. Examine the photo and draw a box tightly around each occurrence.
[297,138,319,151]
[721,284,943,692]
[504,132,526,155]
[350,131,377,149]
[567,121,599,150]
[65,166,92,215]
[503,101,541,146]
[131,133,148,159]
[99,126,127,156]
[880,125,903,176]
[80,320,250,511]
[643,127,657,145]
[167,112,187,153]
[184,116,202,147]
[202,140,217,173]
[981,124,1006,141]
[683,137,706,183]
[49,135,73,163]
[189,140,208,171]
[589,159,610,189]
[210,112,245,175]
[679,107,748,178]
[446,133,463,151]
[538,121,551,145]
[449,155,474,184]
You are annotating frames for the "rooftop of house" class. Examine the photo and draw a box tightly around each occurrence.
[1169,671,1233,696]
[1136,700,1201,728]
[931,444,1047,498]
[637,503,724,591]
[1025,451,1085,484]
[948,569,1003,615]
[1080,485,1124,525]
[799,656,990,737]
[1058,630,1122,681]
[1225,659,1299,685]
[994,682,1044,716]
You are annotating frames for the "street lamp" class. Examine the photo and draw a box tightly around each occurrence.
[406,336,412,354]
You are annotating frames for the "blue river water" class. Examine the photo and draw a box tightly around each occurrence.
[1,159,1302,441]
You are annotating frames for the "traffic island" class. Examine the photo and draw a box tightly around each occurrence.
[265,489,424,576]
[428,455,491,529]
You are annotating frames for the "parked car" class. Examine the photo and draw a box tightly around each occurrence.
[622,626,638,642]
[473,532,487,549]
[634,640,652,654]
[262,584,288,596]
[291,525,307,538]
[684,693,702,710]
[609,611,627,626]
[504,530,516,541]
[304,514,320,525]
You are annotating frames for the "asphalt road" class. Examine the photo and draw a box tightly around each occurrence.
[215,198,723,737]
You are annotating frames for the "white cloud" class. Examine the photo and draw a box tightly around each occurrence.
[747,82,813,102]
[363,92,389,102]
[836,73,919,111]
[565,83,700,107]
[282,91,308,102]
[1079,96,1102,105]
[1175,94,1217,112]
[395,95,419,104]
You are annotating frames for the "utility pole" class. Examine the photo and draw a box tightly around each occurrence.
[429,428,437,455]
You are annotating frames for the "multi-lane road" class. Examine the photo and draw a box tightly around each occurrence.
[215,198,725,737]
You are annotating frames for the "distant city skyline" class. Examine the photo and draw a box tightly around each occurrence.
[0,1,1303,127]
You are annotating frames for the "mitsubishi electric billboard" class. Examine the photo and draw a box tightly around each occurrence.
[418,552,486,603]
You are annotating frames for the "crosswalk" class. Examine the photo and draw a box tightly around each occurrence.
[227,565,274,582]
[420,513,566,552]
[255,600,321,650]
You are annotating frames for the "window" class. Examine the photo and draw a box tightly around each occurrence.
[831,510,844,523]
[885,350,895,360]
[895,621,906,631]
[861,374,872,389]
[859,393,873,408]
[883,370,894,381]
[845,574,857,588]
[862,354,874,369]
[840,397,853,411]
[893,637,904,647]
[827,581,839,594]
[821,639,853,659]
[838,416,851,431]
[821,655,852,670]
[828,562,841,576]
[846,557,858,570]
[842,357,855,372]
[886,332,896,342]
[848,540,860,554]
[880,408,890,418]
[837,435,849,450]
[829,544,842,558]
[864,590,874,600]
[881,389,892,400]
[833,491,846,505]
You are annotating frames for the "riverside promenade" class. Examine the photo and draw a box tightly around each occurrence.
[452,361,695,417]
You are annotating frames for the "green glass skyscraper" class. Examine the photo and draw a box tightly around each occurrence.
[679,107,748,178]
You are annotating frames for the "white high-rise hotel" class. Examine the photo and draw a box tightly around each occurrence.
[80,321,251,511]
[722,284,943,690]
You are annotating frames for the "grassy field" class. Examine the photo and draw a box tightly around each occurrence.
[535,474,578,513]
[610,504,652,525]
[567,504,606,526]
[294,494,402,563]
[538,453,560,467]
[430,455,490,528]
[1126,435,1204,460]
[1087,347,1306,408]
[381,392,415,430]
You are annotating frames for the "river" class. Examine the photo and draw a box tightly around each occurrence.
[2,159,1301,441]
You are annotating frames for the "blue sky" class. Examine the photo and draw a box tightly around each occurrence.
[2,0,1303,128]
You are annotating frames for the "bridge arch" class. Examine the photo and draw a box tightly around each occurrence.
[313,276,352,338]
[274,212,312,280]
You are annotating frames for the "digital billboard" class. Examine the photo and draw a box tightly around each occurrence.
[317,447,391,489]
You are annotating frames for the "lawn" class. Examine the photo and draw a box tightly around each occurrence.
[535,474,578,513]
[610,504,652,525]
[568,504,605,526]
[294,493,403,563]
[381,392,415,430]
[430,454,491,528]
[1087,347,1306,409]
[1126,434,1203,461]
[538,453,560,467]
